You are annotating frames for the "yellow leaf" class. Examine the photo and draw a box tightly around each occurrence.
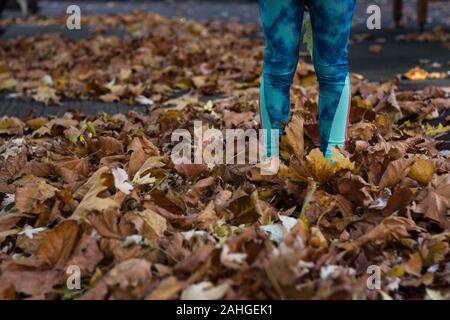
[405,67,428,81]
[425,123,450,137]
[408,158,435,185]
[26,117,48,130]
[388,264,405,277]
[331,148,355,172]
[306,148,335,183]
[0,78,18,90]
[304,148,355,183]
[309,227,328,248]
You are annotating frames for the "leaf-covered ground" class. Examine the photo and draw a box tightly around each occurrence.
[0,12,450,300]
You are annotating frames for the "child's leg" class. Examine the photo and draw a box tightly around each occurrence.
[259,0,304,157]
[307,0,356,158]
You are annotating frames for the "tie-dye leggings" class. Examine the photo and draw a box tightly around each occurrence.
[259,0,356,158]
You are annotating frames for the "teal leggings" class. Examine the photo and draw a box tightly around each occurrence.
[259,0,355,158]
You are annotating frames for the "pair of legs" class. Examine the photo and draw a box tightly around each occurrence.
[259,0,356,158]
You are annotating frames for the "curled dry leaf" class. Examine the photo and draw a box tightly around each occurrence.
[414,174,450,228]
[339,216,421,252]
[132,156,166,185]
[72,167,120,219]
[379,158,414,189]
[285,114,304,160]
[81,258,152,300]
[127,209,167,240]
[15,178,58,214]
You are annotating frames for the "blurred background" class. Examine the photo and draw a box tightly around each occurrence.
[0,0,448,83]
[0,0,448,117]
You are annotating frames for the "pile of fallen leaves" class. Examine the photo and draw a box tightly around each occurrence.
[0,11,261,105]
[0,12,450,300]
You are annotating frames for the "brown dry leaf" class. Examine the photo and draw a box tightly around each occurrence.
[26,117,48,130]
[127,209,167,240]
[54,158,90,184]
[382,187,415,216]
[128,147,146,177]
[261,240,307,299]
[15,178,58,214]
[337,173,373,207]
[66,231,104,274]
[81,258,152,300]
[72,167,120,219]
[36,220,80,269]
[146,276,185,300]
[0,267,61,297]
[0,139,28,186]
[379,158,414,189]
[96,136,124,158]
[174,163,208,179]
[99,93,120,103]
[132,156,166,185]
[414,174,450,228]
[127,136,158,177]
[369,137,418,159]
[184,176,216,206]
[285,114,304,160]
[223,111,254,128]
[404,253,422,277]
[339,216,421,252]
[251,190,278,225]
[191,200,219,230]
[173,200,219,230]
[88,209,134,239]
[32,118,79,137]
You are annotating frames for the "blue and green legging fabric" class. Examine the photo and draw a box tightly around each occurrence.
[258,0,356,158]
